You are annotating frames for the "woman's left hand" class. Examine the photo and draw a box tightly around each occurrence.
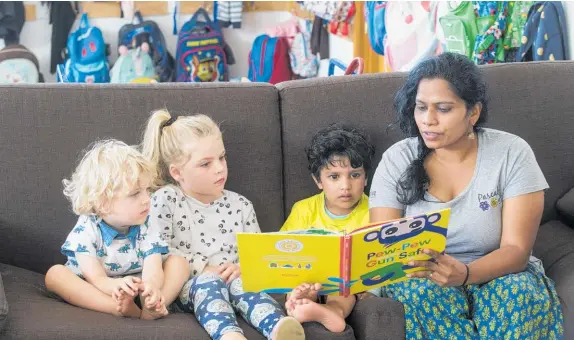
[406,249,468,287]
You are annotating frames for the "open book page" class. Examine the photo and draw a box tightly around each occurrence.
[237,232,344,295]
[346,208,451,295]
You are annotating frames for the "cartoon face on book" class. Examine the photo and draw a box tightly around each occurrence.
[363,212,442,245]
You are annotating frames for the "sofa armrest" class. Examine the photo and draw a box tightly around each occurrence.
[347,296,405,340]
[534,220,574,339]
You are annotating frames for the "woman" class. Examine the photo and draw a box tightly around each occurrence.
[367,52,563,339]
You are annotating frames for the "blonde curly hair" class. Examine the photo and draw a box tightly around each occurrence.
[63,139,155,216]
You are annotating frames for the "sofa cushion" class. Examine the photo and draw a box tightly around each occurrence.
[0,263,356,340]
[0,83,284,275]
[0,273,7,333]
[556,187,574,226]
[533,220,574,339]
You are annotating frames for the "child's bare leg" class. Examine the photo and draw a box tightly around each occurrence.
[45,264,140,318]
[290,294,355,333]
[140,255,190,320]
[160,255,190,305]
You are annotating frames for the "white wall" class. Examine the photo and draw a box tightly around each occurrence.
[15,2,353,82]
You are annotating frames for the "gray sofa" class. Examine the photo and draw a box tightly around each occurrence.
[1,61,573,340]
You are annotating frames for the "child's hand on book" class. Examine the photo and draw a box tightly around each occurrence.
[406,249,468,287]
[218,263,241,284]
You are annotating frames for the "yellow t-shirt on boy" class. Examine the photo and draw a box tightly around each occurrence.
[280,192,370,234]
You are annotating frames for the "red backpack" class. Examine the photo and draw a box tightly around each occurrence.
[247,35,292,84]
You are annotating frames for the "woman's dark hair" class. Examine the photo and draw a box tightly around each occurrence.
[394,52,489,205]
[306,123,375,181]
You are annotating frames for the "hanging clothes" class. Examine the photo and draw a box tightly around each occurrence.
[217,1,242,29]
[0,1,25,45]
[310,16,329,60]
[48,1,76,74]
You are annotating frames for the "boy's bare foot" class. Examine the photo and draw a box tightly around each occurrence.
[115,293,141,318]
[140,300,168,320]
[291,298,346,333]
[271,316,305,340]
[290,283,322,302]
[220,331,247,340]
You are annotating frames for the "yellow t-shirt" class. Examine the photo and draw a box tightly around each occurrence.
[280,192,370,234]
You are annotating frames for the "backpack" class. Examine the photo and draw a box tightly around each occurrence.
[366,1,387,56]
[516,1,568,62]
[118,11,175,82]
[0,44,44,83]
[57,14,110,83]
[175,8,231,82]
[384,1,441,72]
[247,35,292,84]
[289,28,319,78]
[471,1,509,65]
[439,1,480,59]
[110,43,157,83]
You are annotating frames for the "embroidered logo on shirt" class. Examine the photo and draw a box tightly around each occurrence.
[478,189,501,211]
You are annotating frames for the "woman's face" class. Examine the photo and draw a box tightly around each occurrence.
[413,78,480,150]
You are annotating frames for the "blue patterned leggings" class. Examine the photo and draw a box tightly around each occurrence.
[380,263,564,339]
[178,273,286,340]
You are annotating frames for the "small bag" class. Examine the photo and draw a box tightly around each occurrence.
[0,44,43,83]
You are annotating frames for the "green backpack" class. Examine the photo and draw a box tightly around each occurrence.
[439,1,479,59]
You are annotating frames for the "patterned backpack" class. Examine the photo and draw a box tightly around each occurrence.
[118,11,175,82]
[0,44,43,83]
[110,43,157,83]
[175,8,231,82]
[289,21,319,78]
[57,14,110,83]
[384,1,442,72]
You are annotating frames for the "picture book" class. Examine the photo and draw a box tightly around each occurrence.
[237,208,450,296]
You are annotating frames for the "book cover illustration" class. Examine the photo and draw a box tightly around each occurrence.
[237,208,450,296]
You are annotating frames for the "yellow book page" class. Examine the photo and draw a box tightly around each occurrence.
[237,231,344,295]
[347,209,451,295]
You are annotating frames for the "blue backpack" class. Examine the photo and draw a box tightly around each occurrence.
[366,1,387,56]
[175,8,230,82]
[247,35,292,84]
[118,11,175,82]
[57,14,109,83]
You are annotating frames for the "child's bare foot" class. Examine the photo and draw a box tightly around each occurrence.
[220,331,247,340]
[114,293,141,318]
[140,299,168,320]
[291,298,346,333]
[290,283,322,302]
[271,316,305,340]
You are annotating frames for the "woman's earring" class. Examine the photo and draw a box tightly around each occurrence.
[467,127,475,140]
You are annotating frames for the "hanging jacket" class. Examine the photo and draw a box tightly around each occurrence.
[0,1,25,44]
[517,1,569,61]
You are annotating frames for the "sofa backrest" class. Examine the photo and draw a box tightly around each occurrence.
[0,83,284,274]
[278,61,574,224]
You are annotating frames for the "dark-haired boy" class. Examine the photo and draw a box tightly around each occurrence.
[281,123,376,333]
